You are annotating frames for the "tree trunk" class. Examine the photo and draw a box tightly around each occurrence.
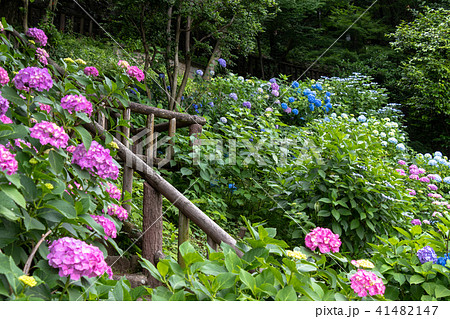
[22,0,29,32]
[257,35,264,79]
[176,15,192,109]
[168,14,181,111]
[203,41,221,80]
[139,5,152,101]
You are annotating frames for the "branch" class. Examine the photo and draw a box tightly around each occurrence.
[23,230,52,275]
[198,14,236,43]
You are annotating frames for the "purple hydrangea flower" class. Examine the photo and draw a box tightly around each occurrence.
[84,66,99,77]
[271,90,279,97]
[420,177,431,183]
[26,28,48,46]
[13,67,53,92]
[417,246,437,264]
[243,101,251,109]
[411,219,422,226]
[271,83,279,91]
[0,144,18,175]
[0,93,9,116]
[89,215,117,239]
[0,67,9,86]
[196,69,203,77]
[30,121,69,149]
[428,184,438,191]
[126,66,145,82]
[0,115,12,124]
[72,141,119,180]
[47,237,113,281]
[398,160,407,166]
[107,204,128,221]
[38,103,51,114]
[229,93,238,101]
[35,48,49,66]
[61,94,93,116]
[217,58,226,68]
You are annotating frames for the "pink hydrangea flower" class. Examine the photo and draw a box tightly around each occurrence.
[305,227,341,253]
[0,144,18,175]
[433,211,443,217]
[38,103,51,113]
[428,193,442,199]
[117,60,129,69]
[72,141,119,180]
[84,66,99,77]
[407,189,416,196]
[0,115,12,124]
[126,66,145,82]
[105,182,121,200]
[409,168,420,175]
[397,160,406,166]
[0,93,9,116]
[13,67,53,92]
[0,67,9,86]
[61,94,93,116]
[409,174,419,180]
[106,204,128,221]
[428,184,438,191]
[395,169,406,176]
[409,164,418,170]
[411,219,421,225]
[13,138,38,152]
[420,177,430,183]
[418,168,426,174]
[47,237,113,281]
[271,82,279,90]
[88,215,117,239]
[66,145,76,153]
[423,220,430,225]
[285,107,292,114]
[350,269,385,297]
[26,27,48,46]
[271,90,279,97]
[36,48,49,66]
[0,22,3,32]
[29,121,69,149]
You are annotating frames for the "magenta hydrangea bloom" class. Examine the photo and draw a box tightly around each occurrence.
[13,138,38,152]
[419,177,430,183]
[107,204,128,221]
[26,27,48,46]
[350,269,385,297]
[409,164,418,170]
[271,82,279,90]
[38,103,51,113]
[409,168,420,175]
[285,107,292,114]
[427,184,438,191]
[66,145,76,153]
[0,144,18,175]
[0,93,9,116]
[126,66,145,82]
[305,227,341,253]
[72,141,119,180]
[395,169,406,176]
[271,90,279,97]
[89,215,117,239]
[105,182,121,200]
[0,67,9,86]
[61,94,93,116]
[13,67,53,92]
[409,174,419,180]
[0,115,12,124]
[407,189,416,196]
[429,193,443,199]
[397,160,406,166]
[84,66,99,77]
[47,237,113,281]
[117,60,129,69]
[36,48,49,66]
[30,121,69,149]
[418,168,426,174]
[411,219,422,225]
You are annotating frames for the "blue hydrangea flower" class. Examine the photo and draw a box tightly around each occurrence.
[314,99,322,107]
[208,102,214,107]
[436,254,450,268]
[433,174,442,183]
[324,117,330,122]
[219,117,227,124]
[307,95,316,103]
[228,183,237,193]
[303,88,312,96]
[229,93,238,100]
[357,115,367,122]
[325,91,332,97]
[288,97,295,103]
[269,78,277,83]
[217,58,226,68]
[396,143,406,151]
[434,151,443,157]
[325,102,332,109]
[159,73,165,78]
[417,246,437,264]
[381,141,388,147]
[291,81,299,88]
[444,176,450,184]
[324,97,331,104]
[424,153,432,159]
[243,101,251,109]
[292,109,299,115]
[309,104,314,111]
[388,137,398,144]
[196,69,203,76]
[281,103,288,110]
[428,159,438,166]
[316,83,323,91]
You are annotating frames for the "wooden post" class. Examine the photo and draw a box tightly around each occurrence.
[142,182,163,287]
[167,118,176,160]
[145,114,155,165]
[59,13,65,32]
[178,212,190,268]
[88,19,93,37]
[97,112,106,129]
[80,17,84,35]
[122,108,133,214]
[206,235,217,259]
